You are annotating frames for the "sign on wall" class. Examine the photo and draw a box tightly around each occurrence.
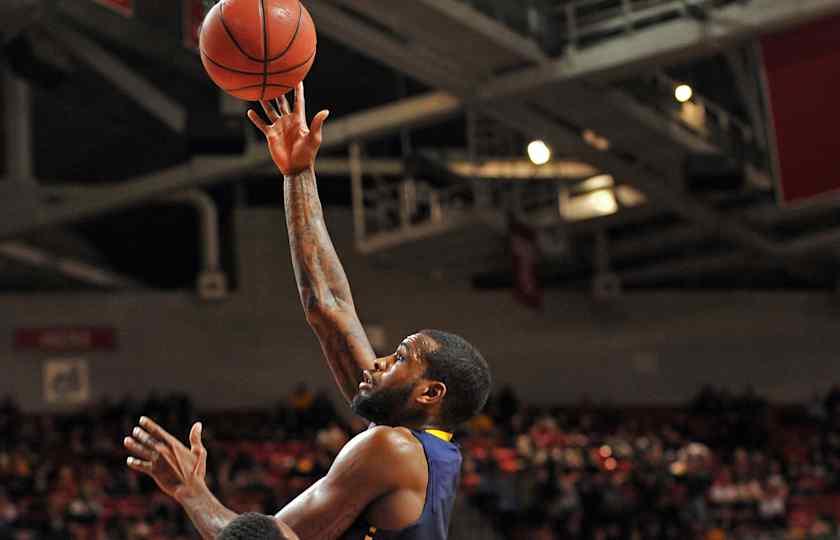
[43,358,90,405]
[15,327,117,352]
[91,0,134,17]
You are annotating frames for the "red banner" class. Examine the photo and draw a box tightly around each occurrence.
[92,0,134,17]
[183,0,208,50]
[761,15,840,205]
[15,327,117,352]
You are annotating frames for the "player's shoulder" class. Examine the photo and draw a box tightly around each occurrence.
[327,426,425,494]
[355,426,426,488]
[358,425,423,459]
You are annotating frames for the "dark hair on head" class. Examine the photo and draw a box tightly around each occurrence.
[418,330,491,427]
[217,513,291,540]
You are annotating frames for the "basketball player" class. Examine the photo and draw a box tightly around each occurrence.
[123,82,491,540]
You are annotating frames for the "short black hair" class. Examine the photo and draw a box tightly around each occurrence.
[419,330,491,427]
[217,513,290,540]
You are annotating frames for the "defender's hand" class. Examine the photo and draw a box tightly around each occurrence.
[124,416,208,502]
[248,82,329,176]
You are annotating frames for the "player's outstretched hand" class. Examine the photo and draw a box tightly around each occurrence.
[247,82,329,176]
[124,416,208,502]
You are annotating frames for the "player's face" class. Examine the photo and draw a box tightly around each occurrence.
[351,334,429,425]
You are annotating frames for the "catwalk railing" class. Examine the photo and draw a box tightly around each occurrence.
[459,0,740,53]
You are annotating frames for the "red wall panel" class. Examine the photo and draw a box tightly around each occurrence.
[761,15,840,205]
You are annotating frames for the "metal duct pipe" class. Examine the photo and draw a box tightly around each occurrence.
[164,190,227,299]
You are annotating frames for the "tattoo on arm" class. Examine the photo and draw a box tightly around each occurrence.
[284,168,376,402]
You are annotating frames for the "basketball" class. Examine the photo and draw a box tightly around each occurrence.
[199,0,317,101]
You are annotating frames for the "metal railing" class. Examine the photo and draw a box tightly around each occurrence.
[460,0,739,53]
[616,72,769,171]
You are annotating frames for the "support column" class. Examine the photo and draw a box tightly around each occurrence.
[3,69,35,183]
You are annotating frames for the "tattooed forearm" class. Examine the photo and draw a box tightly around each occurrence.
[283,168,376,403]
[284,168,352,310]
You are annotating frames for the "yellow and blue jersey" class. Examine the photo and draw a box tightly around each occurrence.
[339,430,461,540]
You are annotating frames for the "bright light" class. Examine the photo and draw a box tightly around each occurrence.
[527,140,552,165]
[559,189,620,221]
[589,189,619,215]
[614,185,647,207]
[675,84,693,103]
[579,174,614,192]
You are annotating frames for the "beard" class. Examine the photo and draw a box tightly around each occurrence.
[351,382,420,425]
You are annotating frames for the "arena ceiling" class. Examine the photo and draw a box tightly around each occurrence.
[1,0,840,294]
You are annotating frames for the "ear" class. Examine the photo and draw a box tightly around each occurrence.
[416,381,447,405]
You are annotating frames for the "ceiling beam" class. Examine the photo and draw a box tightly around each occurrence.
[3,69,35,184]
[413,0,545,63]
[51,0,208,82]
[44,22,187,133]
[307,1,471,93]
[0,241,139,288]
[0,91,462,241]
[476,0,840,102]
[308,0,838,282]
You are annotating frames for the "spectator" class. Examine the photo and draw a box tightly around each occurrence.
[1,385,839,539]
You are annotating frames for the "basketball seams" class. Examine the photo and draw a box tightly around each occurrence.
[266,0,303,62]
[258,0,269,99]
[266,47,317,75]
[225,83,292,91]
[200,50,262,75]
[202,47,315,76]
[218,0,263,63]
[201,0,316,101]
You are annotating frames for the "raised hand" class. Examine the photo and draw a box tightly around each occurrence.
[124,416,208,502]
[247,82,330,176]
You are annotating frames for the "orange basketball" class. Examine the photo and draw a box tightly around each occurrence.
[199,0,317,101]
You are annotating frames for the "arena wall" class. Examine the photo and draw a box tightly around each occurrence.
[0,208,835,411]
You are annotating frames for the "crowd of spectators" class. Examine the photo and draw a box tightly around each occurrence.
[0,384,839,540]
[460,385,840,539]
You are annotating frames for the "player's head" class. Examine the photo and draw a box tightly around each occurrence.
[217,513,299,540]
[351,330,491,430]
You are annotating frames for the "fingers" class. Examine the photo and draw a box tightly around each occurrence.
[131,425,163,451]
[277,93,292,115]
[309,110,330,144]
[247,110,269,135]
[189,422,204,453]
[138,416,179,447]
[126,456,153,473]
[294,82,305,120]
[124,436,158,461]
[189,422,206,476]
[260,100,280,122]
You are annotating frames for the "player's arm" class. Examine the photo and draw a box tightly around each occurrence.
[273,427,424,540]
[124,417,238,540]
[248,84,376,404]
